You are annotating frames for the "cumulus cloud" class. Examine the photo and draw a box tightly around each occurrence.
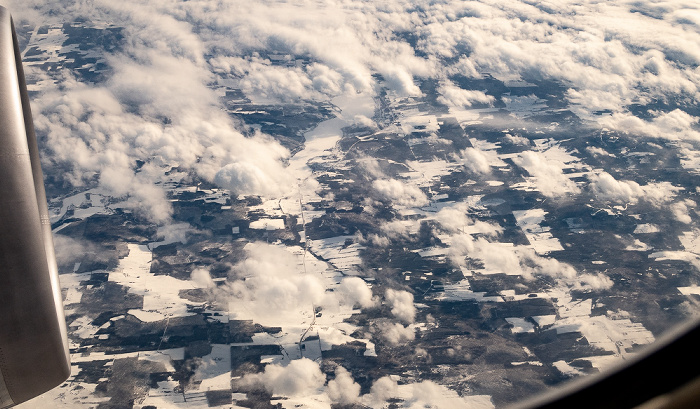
[190,268,215,289]
[239,357,485,408]
[599,109,700,142]
[419,1,699,127]
[405,381,452,407]
[243,64,314,102]
[178,0,434,97]
[214,161,294,198]
[670,199,697,224]
[363,233,392,247]
[226,243,325,312]
[372,179,429,207]
[380,220,414,239]
[589,172,644,203]
[385,289,416,324]
[376,321,416,346]
[337,276,378,309]
[384,218,424,240]
[436,205,471,233]
[16,0,700,136]
[364,376,491,408]
[447,234,612,290]
[368,376,399,403]
[455,147,491,174]
[435,203,502,236]
[586,146,615,157]
[353,114,378,129]
[239,356,489,408]
[216,242,375,322]
[22,0,300,223]
[437,82,494,108]
[513,151,581,197]
[240,358,325,396]
[16,0,700,224]
[327,366,361,404]
[503,133,530,146]
[363,219,421,247]
[589,172,680,206]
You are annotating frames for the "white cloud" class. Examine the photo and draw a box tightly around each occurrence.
[435,203,502,236]
[437,82,494,108]
[364,219,422,247]
[671,199,697,224]
[150,222,196,249]
[214,161,294,198]
[16,0,700,132]
[406,381,453,408]
[364,376,494,409]
[53,234,98,267]
[237,353,494,408]
[513,151,581,197]
[364,233,392,247]
[226,243,326,313]
[376,321,416,346]
[599,109,700,141]
[589,172,644,203]
[17,0,700,224]
[447,234,612,291]
[353,114,378,129]
[372,179,429,207]
[190,268,215,289]
[380,220,414,238]
[240,358,325,396]
[368,376,399,403]
[219,243,375,321]
[455,147,491,174]
[327,366,361,405]
[238,61,317,102]
[358,156,384,179]
[503,133,530,146]
[178,0,435,97]
[385,289,416,324]
[23,1,301,223]
[337,277,377,309]
[586,146,615,157]
[435,205,470,233]
[589,172,681,206]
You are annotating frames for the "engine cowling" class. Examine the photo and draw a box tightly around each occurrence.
[0,6,71,407]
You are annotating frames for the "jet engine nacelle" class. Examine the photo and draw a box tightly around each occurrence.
[0,6,70,407]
